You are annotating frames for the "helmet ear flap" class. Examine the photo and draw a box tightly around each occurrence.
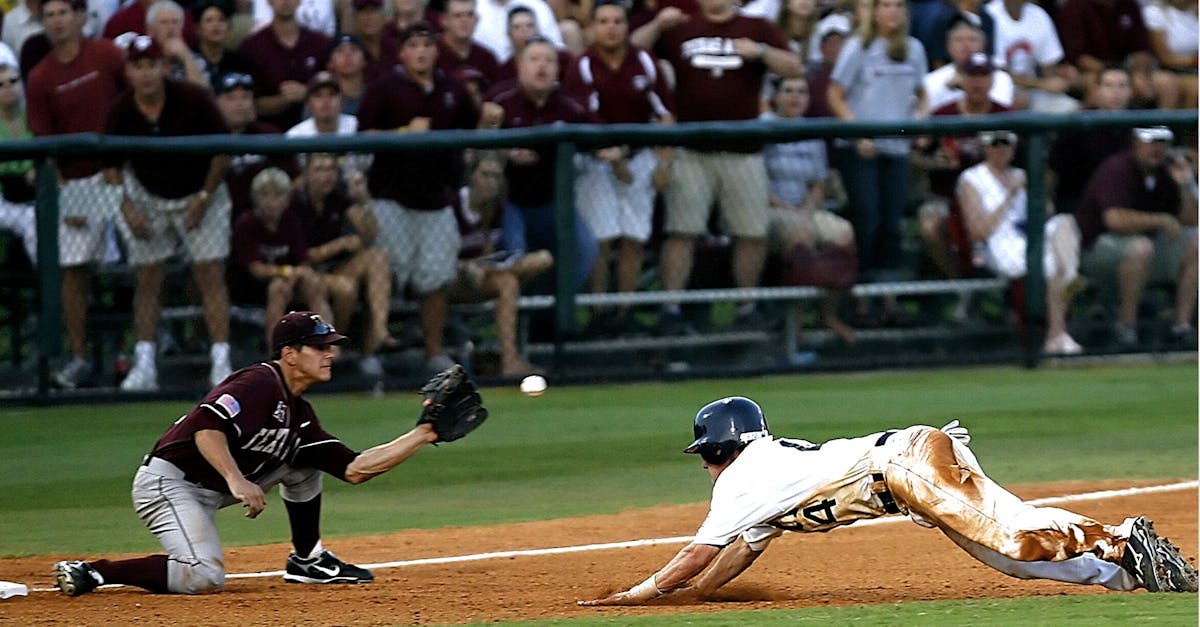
[699,441,737,465]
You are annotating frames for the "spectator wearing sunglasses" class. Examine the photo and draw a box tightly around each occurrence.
[1076,125,1197,348]
[214,71,300,218]
[957,130,1085,355]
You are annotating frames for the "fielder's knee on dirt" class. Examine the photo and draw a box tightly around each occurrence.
[170,556,225,594]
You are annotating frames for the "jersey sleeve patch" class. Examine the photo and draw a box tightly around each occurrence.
[214,393,241,419]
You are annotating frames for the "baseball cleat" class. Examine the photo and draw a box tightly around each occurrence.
[53,560,103,596]
[283,550,374,584]
[1121,516,1161,592]
[1154,536,1199,593]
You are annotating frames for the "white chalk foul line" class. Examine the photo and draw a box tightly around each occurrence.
[27,480,1198,593]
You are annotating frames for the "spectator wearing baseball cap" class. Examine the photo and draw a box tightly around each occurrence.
[103,0,199,48]
[191,0,254,94]
[803,11,851,118]
[923,21,1014,113]
[1076,125,1197,348]
[286,70,367,173]
[107,29,236,392]
[326,33,368,114]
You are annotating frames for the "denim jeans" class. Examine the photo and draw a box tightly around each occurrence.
[500,200,598,290]
[834,148,910,277]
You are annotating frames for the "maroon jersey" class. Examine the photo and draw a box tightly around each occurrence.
[486,84,595,207]
[655,15,788,123]
[26,38,125,180]
[357,67,477,209]
[436,37,502,85]
[237,26,331,130]
[104,78,230,199]
[562,46,674,124]
[1076,151,1182,250]
[1057,0,1151,66]
[148,361,358,492]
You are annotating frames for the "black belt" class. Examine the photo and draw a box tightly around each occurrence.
[870,432,900,514]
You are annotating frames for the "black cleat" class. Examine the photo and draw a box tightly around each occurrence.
[53,560,103,596]
[283,550,374,584]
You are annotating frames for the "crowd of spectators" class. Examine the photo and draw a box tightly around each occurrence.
[0,0,1192,389]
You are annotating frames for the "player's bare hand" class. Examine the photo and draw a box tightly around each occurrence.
[279,80,308,103]
[229,477,266,518]
[577,591,645,606]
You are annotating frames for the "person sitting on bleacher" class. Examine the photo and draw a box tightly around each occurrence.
[290,154,398,378]
[956,130,1084,355]
[231,167,336,351]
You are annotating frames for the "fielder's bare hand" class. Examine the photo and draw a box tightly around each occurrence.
[228,476,266,518]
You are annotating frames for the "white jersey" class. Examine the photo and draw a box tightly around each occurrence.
[693,433,897,549]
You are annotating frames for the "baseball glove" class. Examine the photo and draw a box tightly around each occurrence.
[417,364,488,443]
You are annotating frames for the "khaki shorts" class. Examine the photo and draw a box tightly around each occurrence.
[1081,229,1195,285]
[664,149,769,238]
[117,173,231,265]
[371,200,459,294]
[59,174,122,267]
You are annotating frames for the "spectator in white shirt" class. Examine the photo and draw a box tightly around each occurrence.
[923,17,1013,111]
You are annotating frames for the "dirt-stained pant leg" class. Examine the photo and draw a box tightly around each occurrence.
[941,526,1138,590]
[878,427,1128,565]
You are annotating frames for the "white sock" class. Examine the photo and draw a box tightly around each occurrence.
[134,341,156,368]
[307,540,325,559]
[211,342,230,362]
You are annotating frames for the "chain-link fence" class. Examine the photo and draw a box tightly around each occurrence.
[0,111,1193,401]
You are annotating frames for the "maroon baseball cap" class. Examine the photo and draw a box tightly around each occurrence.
[272,311,349,350]
[962,52,993,76]
[121,34,165,62]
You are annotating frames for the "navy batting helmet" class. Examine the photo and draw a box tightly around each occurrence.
[684,397,770,465]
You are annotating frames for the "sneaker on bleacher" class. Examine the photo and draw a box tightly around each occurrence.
[51,356,92,389]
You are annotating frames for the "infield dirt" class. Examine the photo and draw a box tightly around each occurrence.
[1,479,1195,626]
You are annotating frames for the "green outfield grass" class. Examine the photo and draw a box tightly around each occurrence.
[1,362,1194,558]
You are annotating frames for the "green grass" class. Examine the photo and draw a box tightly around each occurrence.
[470,594,1200,626]
[1,362,1194,557]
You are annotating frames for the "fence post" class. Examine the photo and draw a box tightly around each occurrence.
[34,160,62,398]
[1022,131,1047,369]
[553,141,578,362]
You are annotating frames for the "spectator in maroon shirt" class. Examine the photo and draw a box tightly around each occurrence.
[348,0,399,83]
[642,0,802,331]
[482,37,598,292]
[437,0,502,85]
[106,36,234,392]
[1076,126,1197,348]
[357,21,477,373]
[562,0,674,328]
[237,0,330,130]
[1056,0,1182,109]
[804,12,849,118]
[102,0,198,46]
[1047,65,1134,217]
[231,168,335,348]
[27,0,126,390]
[290,154,398,378]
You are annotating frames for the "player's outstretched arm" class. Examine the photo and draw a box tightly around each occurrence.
[691,536,763,598]
[343,424,439,484]
[578,543,721,606]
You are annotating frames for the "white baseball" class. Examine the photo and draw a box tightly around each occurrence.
[520,375,547,397]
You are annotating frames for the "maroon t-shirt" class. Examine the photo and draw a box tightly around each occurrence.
[629,0,701,32]
[655,14,788,123]
[436,37,503,86]
[1076,151,1182,250]
[363,36,401,84]
[230,207,310,303]
[357,67,478,209]
[1057,0,1150,66]
[486,84,596,207]
[102,0,199,47]
[26,38,125,180]
[237,26,331,130]
[104,78,230,199]
[290,184,356,267]
[561,46,674,124]
[148,360,358,492]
